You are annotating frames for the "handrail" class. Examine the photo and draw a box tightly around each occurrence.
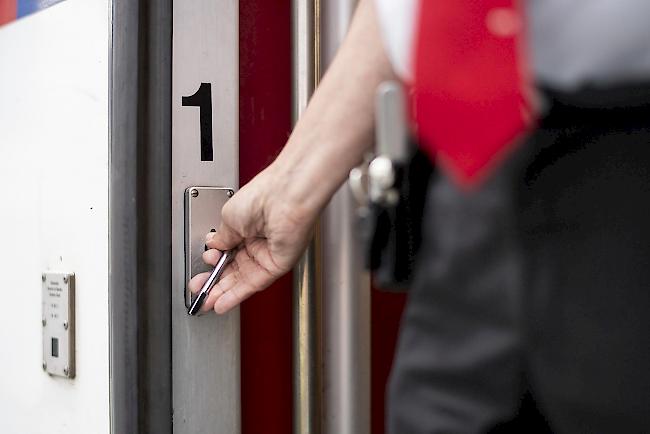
[292,0,323,433]
[320,2,370,434]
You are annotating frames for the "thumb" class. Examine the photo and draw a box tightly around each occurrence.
[206,221,243,251]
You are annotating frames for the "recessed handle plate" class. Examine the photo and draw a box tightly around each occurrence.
[184,186,234,308]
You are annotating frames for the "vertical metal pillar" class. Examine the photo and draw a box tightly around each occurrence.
[110,1,173,432]
[292,0,323,433]
[171,1,240,433]
[321,2,371,434]
[293,1,370,433]
[109,2,140,432]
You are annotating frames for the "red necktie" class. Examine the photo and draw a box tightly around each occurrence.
[411,0,537,186]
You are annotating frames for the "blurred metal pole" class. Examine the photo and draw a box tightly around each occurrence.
[292,0,322,433]
[321,2,371,434]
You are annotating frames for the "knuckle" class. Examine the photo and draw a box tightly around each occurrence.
[221,200,236,222]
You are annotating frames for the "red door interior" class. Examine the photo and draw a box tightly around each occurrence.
[239,2,294,433]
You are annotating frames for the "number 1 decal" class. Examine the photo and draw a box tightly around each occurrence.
[182,82,213,161]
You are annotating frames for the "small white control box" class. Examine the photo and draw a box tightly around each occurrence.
[42,272,75,378]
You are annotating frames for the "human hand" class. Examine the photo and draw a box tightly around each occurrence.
[186,0,391,314]
[187,166,318,314]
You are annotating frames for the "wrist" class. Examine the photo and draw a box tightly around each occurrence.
[265,152,341,216]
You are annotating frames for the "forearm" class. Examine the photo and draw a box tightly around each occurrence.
[271,0,395,212]
[197,0,395,312]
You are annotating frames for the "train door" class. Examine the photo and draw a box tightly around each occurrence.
[0,0,405,432]
[169,1,406,432]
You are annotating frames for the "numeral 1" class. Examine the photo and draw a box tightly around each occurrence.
[182,82,213,161]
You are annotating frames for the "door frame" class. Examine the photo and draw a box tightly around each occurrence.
[109,0,173,432]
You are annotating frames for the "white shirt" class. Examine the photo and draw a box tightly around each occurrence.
[374,0,650,90]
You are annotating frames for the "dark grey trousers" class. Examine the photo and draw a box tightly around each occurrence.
[388,91,650,433]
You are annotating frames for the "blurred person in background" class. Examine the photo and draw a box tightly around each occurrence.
[189,0,650,432]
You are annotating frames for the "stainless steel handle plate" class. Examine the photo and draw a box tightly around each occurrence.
[184,186,234,309]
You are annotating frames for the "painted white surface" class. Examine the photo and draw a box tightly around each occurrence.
[0,1,110,433]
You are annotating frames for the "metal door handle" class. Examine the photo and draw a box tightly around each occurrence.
[184,186,234,309]
[187,249,234,315]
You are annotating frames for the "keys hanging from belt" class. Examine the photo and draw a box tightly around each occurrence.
[349,81,432,291]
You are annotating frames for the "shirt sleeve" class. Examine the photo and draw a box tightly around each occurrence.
[373,0,419,82]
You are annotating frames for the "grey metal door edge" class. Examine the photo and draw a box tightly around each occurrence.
[109,0,173,433]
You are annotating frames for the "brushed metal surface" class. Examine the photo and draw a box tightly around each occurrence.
[293,230,323,434]
[322,188,371,434]
[172,1,240,433]
[293,0,324,433]
[375,81,408,162]
[321,2,371,434]
[109,1,140,431]
[184,187,233,308]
